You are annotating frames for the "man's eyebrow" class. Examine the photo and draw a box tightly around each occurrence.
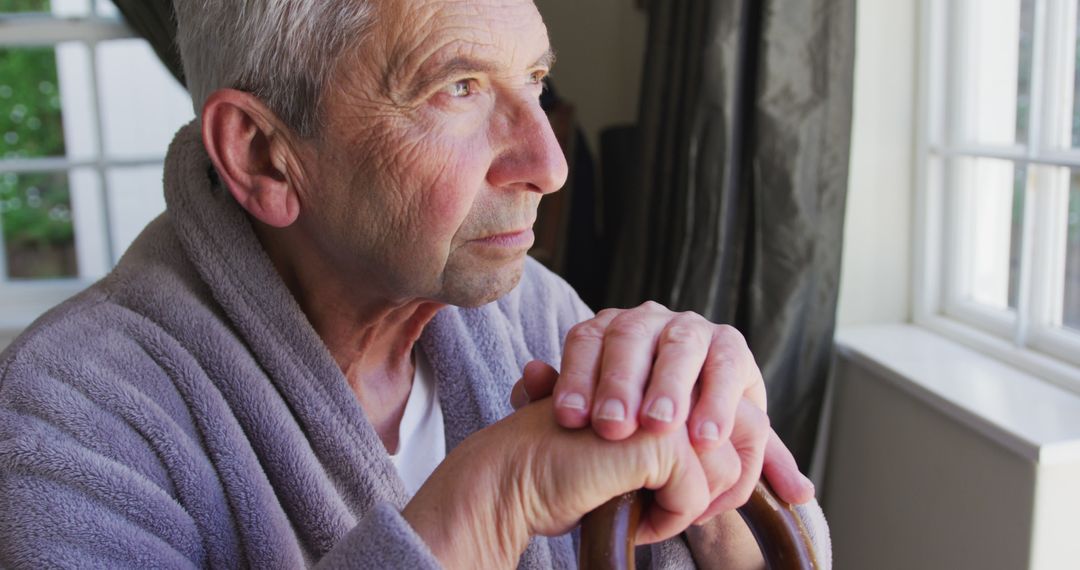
[393,56,491,102]
[533,47,557,70]
[401,47,558,102]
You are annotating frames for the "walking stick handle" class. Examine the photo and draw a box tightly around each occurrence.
[578,480,822,569]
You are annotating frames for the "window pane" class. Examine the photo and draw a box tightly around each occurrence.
[957,0,1034,146]
[1016,0,1034,145]
[1071,4,1080,148]
[50,0,89,17]
[1065,179,1080,331]
[955,157,1025,310]
[0,47,67,159]
[1008,164,1025,309]
[0,171,77,279]
[97,40,194,159]
[0,0,93,16]
[94,0,117,17]
[105,165,164,262]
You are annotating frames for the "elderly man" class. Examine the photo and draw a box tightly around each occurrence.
[0,0,827,568]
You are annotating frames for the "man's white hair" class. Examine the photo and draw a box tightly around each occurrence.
[173,1,373,137]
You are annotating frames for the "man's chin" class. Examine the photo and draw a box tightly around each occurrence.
[438,258,527,308]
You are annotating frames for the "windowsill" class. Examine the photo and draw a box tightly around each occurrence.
[836,323,1080,465]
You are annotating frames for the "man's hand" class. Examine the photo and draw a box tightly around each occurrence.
[510,302,814,521]
[404,399,714,569]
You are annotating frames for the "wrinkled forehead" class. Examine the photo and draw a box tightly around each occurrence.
[371,0,551,92]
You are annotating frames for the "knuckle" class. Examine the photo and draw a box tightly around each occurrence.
[598,369,638,388]
[649,370,686,389]
[716,461,741,492]
[702,348,737,377]
[745,406,771,436]
[661,322,708,348]
[607,317,652,341]
[713,324,748,349]
[696,388,730,411]
[638,300,666,312]
[567,322,605,344]
[678,310,710,326]
[596,307,622,320]
[731,478,755,505]
[559,368,594,386]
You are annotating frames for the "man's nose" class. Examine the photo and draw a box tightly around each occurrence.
[486,95,570,195]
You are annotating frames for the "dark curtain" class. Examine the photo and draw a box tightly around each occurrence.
[608,0,855,469]
[113,0,185,87]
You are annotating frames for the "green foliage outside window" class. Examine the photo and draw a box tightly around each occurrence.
[0,172,72,242]
[0,0,50,13]
[0,48,65,159]
[0,5,77,278]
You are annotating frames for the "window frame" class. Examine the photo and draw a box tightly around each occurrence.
[915,0,1080,395]
[0,5,169,326]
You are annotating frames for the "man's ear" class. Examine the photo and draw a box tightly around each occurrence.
[200,89,303,228]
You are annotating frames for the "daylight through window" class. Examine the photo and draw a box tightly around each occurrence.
[922,0,1080,373]
[0,0,192,296]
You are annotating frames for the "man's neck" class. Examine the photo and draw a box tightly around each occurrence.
[252,220,444,450]
[308,297,441,453]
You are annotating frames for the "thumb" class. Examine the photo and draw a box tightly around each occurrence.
[761,430,815,505]
[510,360,560,409]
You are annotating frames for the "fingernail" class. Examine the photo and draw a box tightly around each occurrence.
[558,392,587,411]
[646,397,675,423]
[697,421,720,441]
[597,398,626,421]
[802,474,816,495]
[510,388,528,409]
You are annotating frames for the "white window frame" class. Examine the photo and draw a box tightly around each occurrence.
[0,4,170,329]
[915,0,1080,396]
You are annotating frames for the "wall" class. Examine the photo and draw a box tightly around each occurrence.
[836,0,918,326]
[824,354,1035,569]
[531,0,647,153]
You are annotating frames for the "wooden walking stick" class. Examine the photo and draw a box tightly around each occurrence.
[579,480,823,569]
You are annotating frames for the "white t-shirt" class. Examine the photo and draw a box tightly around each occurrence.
[389,348,446,498]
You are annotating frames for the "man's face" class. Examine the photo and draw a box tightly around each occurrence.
[296,0,567,307]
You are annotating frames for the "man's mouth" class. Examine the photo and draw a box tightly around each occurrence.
[472,227,535,248]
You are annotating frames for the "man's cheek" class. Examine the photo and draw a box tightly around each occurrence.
[426,143,491,225]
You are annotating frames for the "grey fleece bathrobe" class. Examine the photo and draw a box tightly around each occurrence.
[0,122,828,569]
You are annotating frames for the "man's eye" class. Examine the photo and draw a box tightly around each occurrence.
[529,71,547,85]
[447,79,474,98]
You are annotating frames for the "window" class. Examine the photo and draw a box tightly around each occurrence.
[918,0,1080,390]
[0,0,193,327]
